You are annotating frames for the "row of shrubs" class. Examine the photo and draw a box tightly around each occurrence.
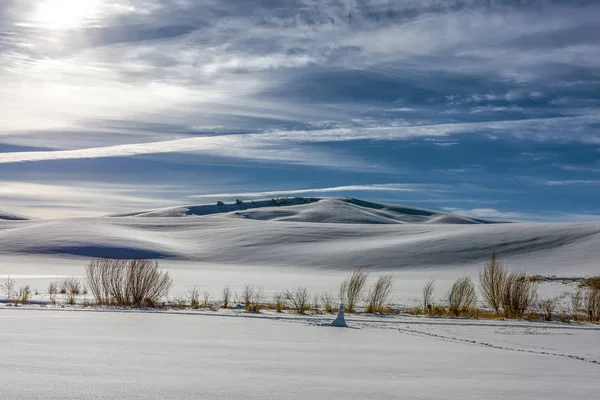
[416,253,600,322]
[3,255,599,322]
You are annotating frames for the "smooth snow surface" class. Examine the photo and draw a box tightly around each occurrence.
[1,199,599,272]
[0,309,598,399]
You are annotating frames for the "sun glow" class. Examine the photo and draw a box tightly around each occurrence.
[32,0,102,30]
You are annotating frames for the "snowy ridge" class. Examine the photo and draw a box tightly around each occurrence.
[111,197,499,225]
[0,210,30,221]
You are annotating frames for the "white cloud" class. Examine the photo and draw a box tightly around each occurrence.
[189,184,424,199]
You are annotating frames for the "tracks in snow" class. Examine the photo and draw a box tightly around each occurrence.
[397,326,600,366]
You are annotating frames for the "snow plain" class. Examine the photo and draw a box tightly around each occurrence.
[1,309,598,400]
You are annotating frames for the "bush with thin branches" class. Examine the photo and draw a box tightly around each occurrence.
[222,287,231,309]
[1,275,15,300]
[365,275,393,314]
[273,291,285,312]
[479,253,506,315]
[502,271,538,319]
[85,258,172,306]
[17,285,31,305]
[241,284,263,312]
[340,269,369,313]
[285,287,310,314]
[188,286,200,309]
[587,287,600,322]
[202,291,211,308]
[448,277,477,316]
[320,292,335,313]
[48,281,59,304]
[422,278,435,311]
[570,290,584,321]
[537,297,557,321]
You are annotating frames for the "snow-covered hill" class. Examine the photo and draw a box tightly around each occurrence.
[1,198,599,273]
[111,197,499,224]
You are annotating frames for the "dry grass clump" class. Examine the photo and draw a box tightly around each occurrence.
[285,287,310,314]
[85,258,172,307]
[365,275,393,314]
[16,285,31,305]
[448,277,476,316]
[479,253,506,315]
[422,279,435,310]
[340,269,369,313]
[580,277,600,291]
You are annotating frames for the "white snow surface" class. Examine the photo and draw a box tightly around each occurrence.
[1,198,599,273]
[0,308,598,399]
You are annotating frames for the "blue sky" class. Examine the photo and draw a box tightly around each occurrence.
[1,0,599,220]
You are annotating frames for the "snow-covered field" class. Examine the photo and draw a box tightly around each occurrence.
[1,198,600,399]
[1,198,599,302]
[0,308,598,399]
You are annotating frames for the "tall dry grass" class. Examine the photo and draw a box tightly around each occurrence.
[340,269,369,313]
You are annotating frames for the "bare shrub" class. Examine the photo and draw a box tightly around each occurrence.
[448,277,477,316]
[241,285,263,312]
[320,292,335,313]
[340,269,369,313]
[570,290,584,321]
[188,287,200,309]
[366,275,393,314]
[273,291,285,312]
[85,258,172,306]
[537,297,557,321]
[222,287,231,308]
[312,293,321,311]
[1,275,15,300]
[202,291,211,308]
[502,271,538,319]
[422,279,435,310]
[48,281,59,304]
[285,287,310,314]
[587,287,600,322]
[17,285,31,305]
[479,253,506,315]
[172,296,186,309]
[64,277,81,295]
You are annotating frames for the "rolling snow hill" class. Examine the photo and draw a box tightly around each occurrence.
[111,197,499,224]
[1,198,600,274]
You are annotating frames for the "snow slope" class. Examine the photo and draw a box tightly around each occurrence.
[0,210,29,221]
[0,309,598,400]
[113,197,499,224]
[1,200,600,273]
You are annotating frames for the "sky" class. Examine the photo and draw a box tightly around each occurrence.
[1,0,599,220]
